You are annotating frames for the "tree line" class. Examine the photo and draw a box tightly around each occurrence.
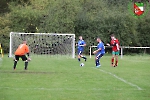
[0,0,150,54]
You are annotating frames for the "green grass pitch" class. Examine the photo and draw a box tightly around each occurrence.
[0,55,150,100]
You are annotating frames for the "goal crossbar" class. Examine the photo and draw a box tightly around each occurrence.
[14,32,75,36]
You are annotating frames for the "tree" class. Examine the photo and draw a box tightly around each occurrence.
[0,14,11,53]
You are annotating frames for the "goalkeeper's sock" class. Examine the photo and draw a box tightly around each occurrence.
[78,58,80,62]
[24,61,28,70]
[13,61,17,70]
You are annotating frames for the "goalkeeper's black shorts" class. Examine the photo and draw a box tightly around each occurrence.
[15,55,27,61]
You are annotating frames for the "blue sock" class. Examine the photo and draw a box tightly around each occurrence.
[78,58,80,62]
[82,56,86,59]
[96,59,100,66]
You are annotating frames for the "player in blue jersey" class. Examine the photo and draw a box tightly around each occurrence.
[76,36,87,62]
[93,37,105,68]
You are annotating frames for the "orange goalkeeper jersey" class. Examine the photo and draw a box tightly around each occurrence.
[15,44,29,55]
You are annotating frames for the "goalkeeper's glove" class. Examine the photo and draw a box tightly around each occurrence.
[27,53,31,61]
[28,58,31,61]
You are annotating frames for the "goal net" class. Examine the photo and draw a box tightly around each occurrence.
[9,32,75,58]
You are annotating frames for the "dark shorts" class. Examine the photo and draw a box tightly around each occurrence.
[96,53,105,60]
[77,50,83,55]
[15,55,27,61]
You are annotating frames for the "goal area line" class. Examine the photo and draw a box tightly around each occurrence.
[0,86,142,91]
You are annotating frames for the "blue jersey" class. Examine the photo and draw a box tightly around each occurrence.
[97,42,105,54]
[77,40,86,51]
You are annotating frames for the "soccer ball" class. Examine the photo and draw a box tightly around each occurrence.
[80,63,84,67]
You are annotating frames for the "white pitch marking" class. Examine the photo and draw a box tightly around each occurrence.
[0,87,108,91]
[93,68,143,90]
[0,87,139,91]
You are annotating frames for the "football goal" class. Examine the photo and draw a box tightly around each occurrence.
[9,32,75,58]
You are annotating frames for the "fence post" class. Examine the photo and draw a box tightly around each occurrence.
[90,46,92,58]
[121,47,123,59]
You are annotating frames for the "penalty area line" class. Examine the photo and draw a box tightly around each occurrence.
[92,67,143,90]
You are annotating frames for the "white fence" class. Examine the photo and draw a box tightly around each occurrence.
[89,46,150,58]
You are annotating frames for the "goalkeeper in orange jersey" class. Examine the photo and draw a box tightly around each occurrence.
[107,34,120,67]
[13,41,31,70]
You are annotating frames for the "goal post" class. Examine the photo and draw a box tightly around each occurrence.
[9,32,75,58]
